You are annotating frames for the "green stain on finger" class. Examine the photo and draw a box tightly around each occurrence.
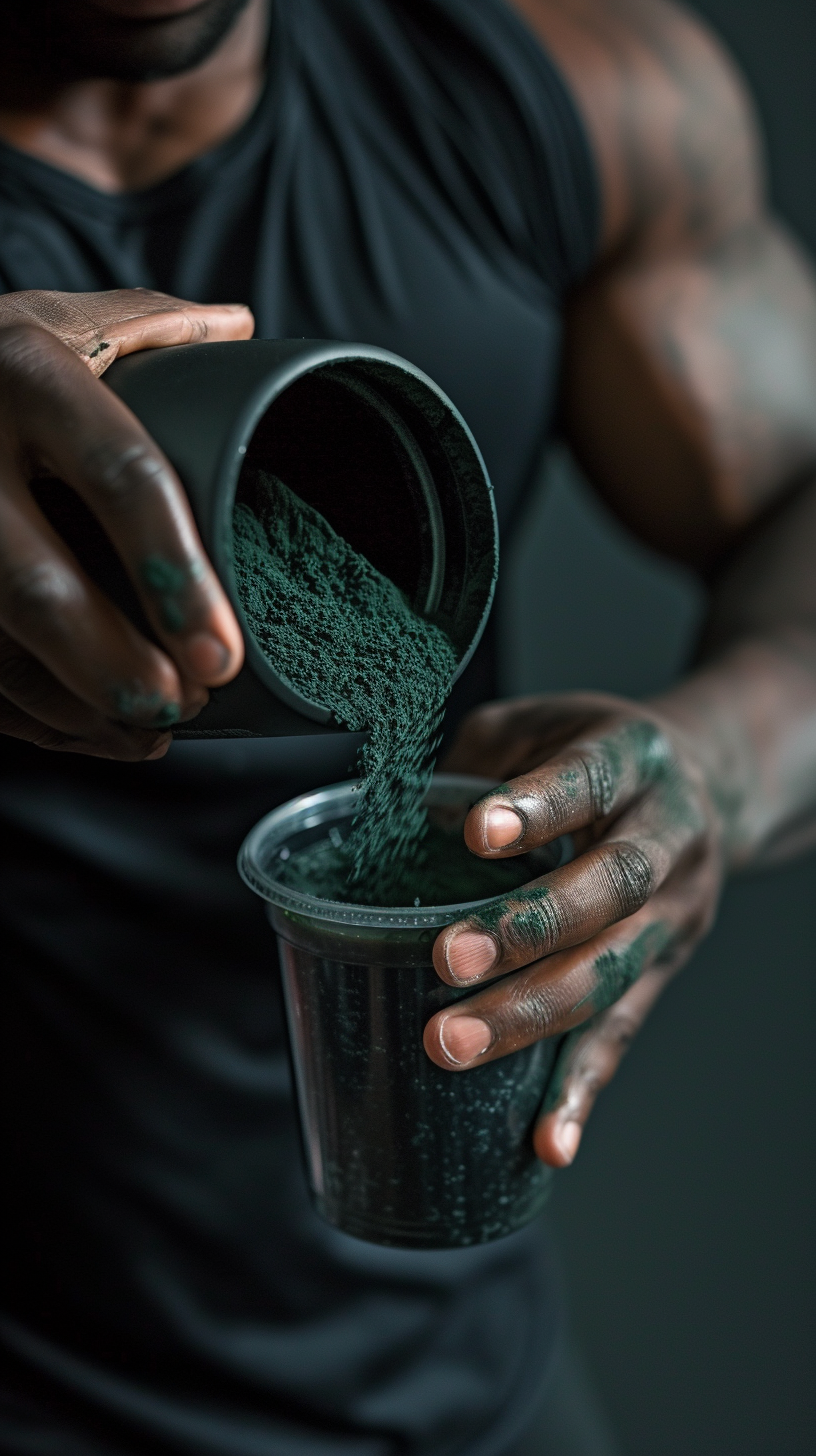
[466,882,557,952]
[149,701,182,727]
[572,920,676,1015]
[113,686,180,728]
[559,767,581,800]
[139,555,205,634]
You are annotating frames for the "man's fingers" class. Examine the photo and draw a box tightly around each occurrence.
[462,717,677,855]
[434,839,656,985]
[93,297,255,370]
[0,289,254,377]
[442,695,622,779]
[0,631,173,757]
[533,970,670,1167]
[0,486,208,727]
[0,695,170,759]
[0,326,244,688]
[435,773,706,986]
[424,894,689,1072]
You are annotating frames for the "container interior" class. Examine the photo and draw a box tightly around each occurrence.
[233,358,497,668]
[239,776,564,931]
[237,366,441,615]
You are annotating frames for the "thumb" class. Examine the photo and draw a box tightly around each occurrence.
[93,299,255,375]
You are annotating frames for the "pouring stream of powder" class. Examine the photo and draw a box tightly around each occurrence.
[232,470,457,903]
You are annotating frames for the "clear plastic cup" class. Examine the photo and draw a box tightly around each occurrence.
[239,774,563,1248]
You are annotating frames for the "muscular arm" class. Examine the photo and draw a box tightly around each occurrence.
[425,0,816,1158]
[516,0,816,558]
[511,0,816,863]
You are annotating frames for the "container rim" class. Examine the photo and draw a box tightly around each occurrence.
[238,773,510,930]
[211,344,498,721]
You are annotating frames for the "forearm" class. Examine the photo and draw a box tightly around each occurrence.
[652,473,816,868]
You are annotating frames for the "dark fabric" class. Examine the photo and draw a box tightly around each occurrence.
[511,1337,622,1456]
[0,3,600,1453]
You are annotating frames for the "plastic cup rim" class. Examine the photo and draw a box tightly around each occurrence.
[237,772,507,930]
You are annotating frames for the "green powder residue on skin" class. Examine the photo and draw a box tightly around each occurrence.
[571,920,677,1015]
[232,470,459,904]
[140,554,205,633]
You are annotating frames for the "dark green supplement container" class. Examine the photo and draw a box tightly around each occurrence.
[83,339,496,736]
[239,775,564,1249]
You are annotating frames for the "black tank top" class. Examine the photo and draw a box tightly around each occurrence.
[0,4,599,1453]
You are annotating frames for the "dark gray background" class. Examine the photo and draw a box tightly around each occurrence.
[498,2,816,1451]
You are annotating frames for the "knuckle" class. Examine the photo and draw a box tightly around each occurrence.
[629,718,674,778]
[82,439,170,505]
[0,321,58,382]
[602,1005,640,1055]
[28,725,74,751]
[501,888,564,958]
[578,1063,608,1098]
[604,840,653,916]
[503,976,562,1041]
[578,747,616,818]
[570,1028,626,1094]
[2,559,80,625]
[187,312,209,342]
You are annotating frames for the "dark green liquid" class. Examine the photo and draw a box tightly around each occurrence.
[232,471,458,904]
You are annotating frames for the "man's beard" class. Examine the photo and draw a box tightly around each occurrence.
[0,0,256,83]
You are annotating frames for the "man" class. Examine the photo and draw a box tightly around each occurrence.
[1,1,815,1453]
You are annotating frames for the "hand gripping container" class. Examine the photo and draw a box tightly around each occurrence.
[34,339,499,737]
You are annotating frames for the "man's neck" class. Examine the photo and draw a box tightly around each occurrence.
[0,0,267,193]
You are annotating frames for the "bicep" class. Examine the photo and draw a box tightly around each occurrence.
[514,3,816,564]
[561,221,816,566]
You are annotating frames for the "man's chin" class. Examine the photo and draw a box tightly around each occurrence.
[4,0,256,82]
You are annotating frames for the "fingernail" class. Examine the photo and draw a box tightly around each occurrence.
[184,632,231,679]
[145,736,172,760]
[556,1122,583,1163]
[438,1016,493,1064]
[485,806,523,848]
[446,931,497,981]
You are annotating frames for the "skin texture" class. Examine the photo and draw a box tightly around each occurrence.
[421,0,816,1167]
[0,290,250,757]
[0,7,263,753]
[0,0,265,190]
[2,1,816,1163]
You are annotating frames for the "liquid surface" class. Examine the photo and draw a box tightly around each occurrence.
[233,472,458,903]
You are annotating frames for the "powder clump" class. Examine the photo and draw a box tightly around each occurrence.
[232,470,458,903]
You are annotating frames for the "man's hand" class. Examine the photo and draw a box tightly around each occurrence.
[426,694,726,1168]
[0,288,252,759]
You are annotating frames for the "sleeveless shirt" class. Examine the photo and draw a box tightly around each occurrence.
[0,3,599,1453]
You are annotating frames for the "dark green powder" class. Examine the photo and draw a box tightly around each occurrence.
[278,819,553,907]
[232,470,459,903]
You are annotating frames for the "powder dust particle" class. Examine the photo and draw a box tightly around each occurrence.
[232,470,458,903]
